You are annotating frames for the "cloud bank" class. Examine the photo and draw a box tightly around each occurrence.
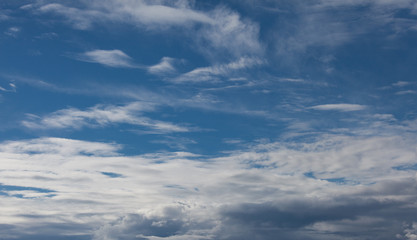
[0,133,416,239]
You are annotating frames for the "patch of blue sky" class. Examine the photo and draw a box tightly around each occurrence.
[393,164,417,171]
[101,172,123,178]
[0,184,55,193]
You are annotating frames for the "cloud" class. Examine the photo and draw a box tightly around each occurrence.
[4,27,20,37]
[174,57,264,83]
[393,81,413,87]
[77,49,143,68]
[269,0,417,65]
[148,57,178,75]
[309,103,367,112]
[22,102,190,133]
[0,83,16,92]
[401,222,417,240]
[33,1,262,58]
[36,1,213,30]
[196,6,263,58]
[0,132,416,239]
[396,90,417,95]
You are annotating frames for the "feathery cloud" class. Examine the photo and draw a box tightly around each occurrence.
[174,57,264,83]
[22,102,190,133]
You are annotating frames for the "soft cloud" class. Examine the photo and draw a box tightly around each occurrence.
[33,1,262,58]
[0,133,416,239]
[271,0,417,64]
[78,49,142,68]
[4,27,20,37]
[175,57,264,83]
[309,103,367,112]
[0,83,16,92]
[148,57,177,75]
[402,222,417,240]
[396,90,417,95]
[197,7,263,58]
[0,11,10,21]
[37,1,213,30]
[22,102,190,133]
[393,81,412,87]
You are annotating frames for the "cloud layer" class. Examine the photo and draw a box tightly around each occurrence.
[0,132,416,239]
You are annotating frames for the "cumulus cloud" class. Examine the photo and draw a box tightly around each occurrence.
[401,222,417,240]
[309,103,367,112]
[22,102,190,133]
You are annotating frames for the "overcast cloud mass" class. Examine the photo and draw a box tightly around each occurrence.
[1,0,417,239]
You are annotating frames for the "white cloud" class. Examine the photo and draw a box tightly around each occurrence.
[0,133,416,239]
[36,1,212,30]
[197,7,263,58]
[396,90,417,95]
[278,77,307,83]
[148,57,177,75]
[22,102,190,133]
[309,103,367,112]
[0,82,16,93]
[393,81,412,87]
[34,1,262,58]
[4,26,20,37]
[78,49,142,68]
[404,223,417,240]
[175,57,264,83]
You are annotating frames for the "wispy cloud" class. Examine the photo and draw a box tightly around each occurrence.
[36,1,213,30]
[0,10,10,21]
[148,57,178,75]
[77,49,143,68]
[396,90,417,95]
[271,0,417,66]
[174,57,264,83]
[393,81,412,87]
[4,26,20,37]
[278,77,307,83]
[22,102,190,133]
[196,6,263,58]
[32,1,262,58]
[309,103,367,112]
[0,83,16,92]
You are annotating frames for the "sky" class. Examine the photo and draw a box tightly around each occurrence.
[1,0,417,239]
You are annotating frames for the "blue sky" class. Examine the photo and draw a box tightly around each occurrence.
[1,0,417,239]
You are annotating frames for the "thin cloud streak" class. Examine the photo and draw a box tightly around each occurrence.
[309,103,367,112]
[174,57,264,83]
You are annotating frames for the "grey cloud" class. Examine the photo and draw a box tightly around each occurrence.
[93,206,213,240]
